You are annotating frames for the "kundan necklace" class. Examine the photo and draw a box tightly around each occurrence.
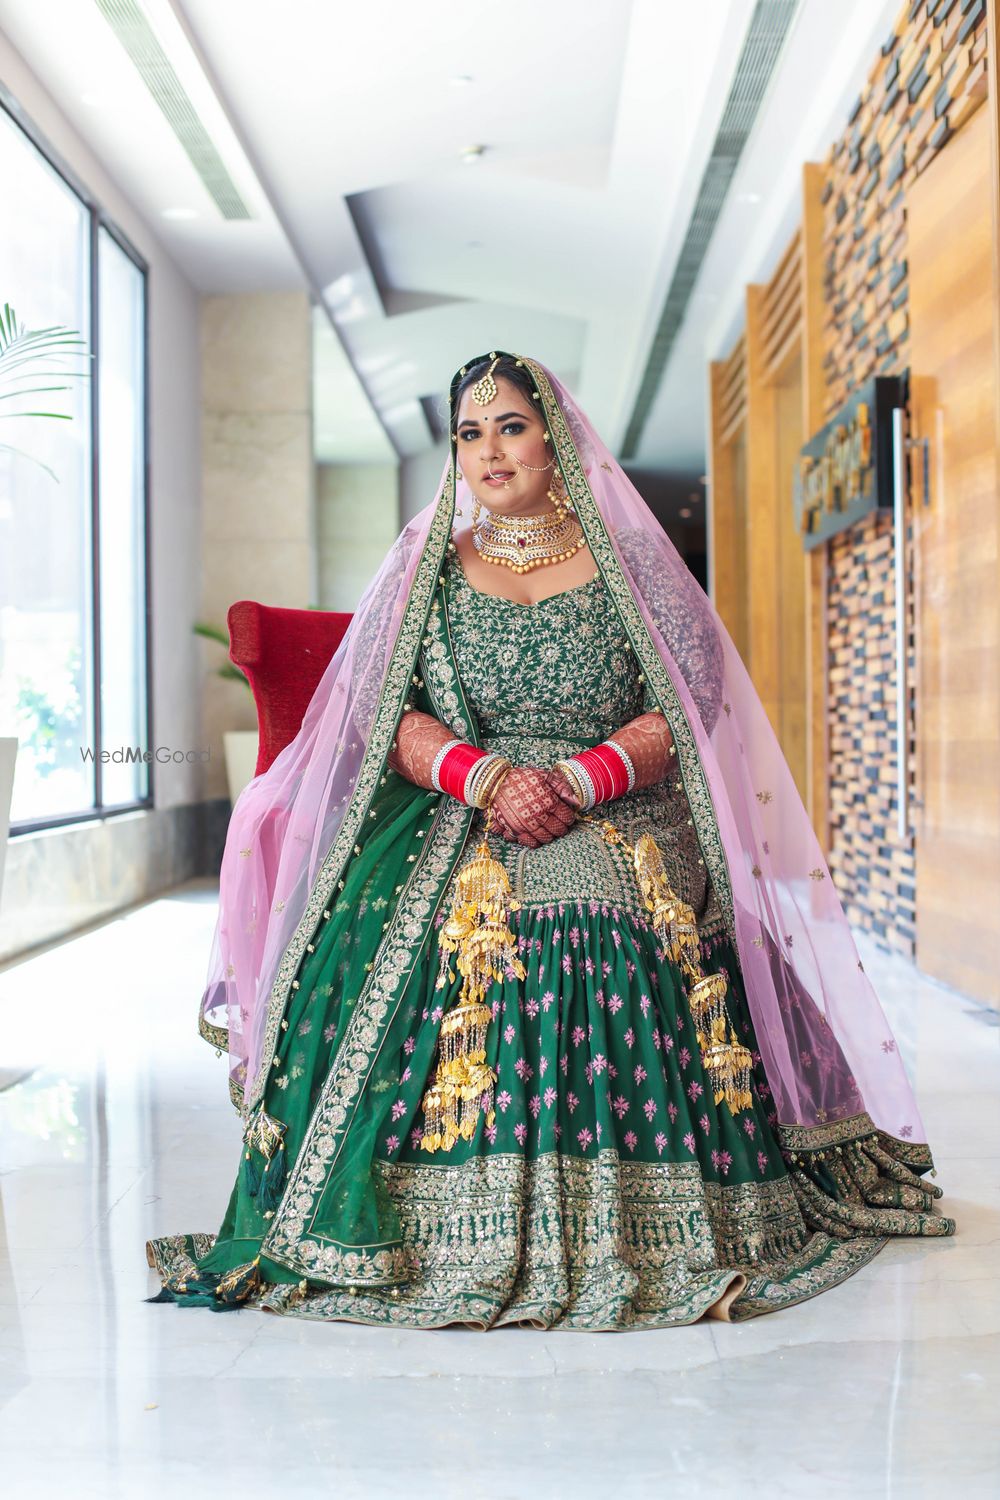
[472,506,585,574]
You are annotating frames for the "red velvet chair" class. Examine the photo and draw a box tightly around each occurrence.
[226,600,353,776]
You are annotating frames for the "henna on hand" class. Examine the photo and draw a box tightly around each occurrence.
[489,766,576,848]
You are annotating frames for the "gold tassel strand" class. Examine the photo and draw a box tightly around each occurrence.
[420,809,526,1153]
[578,813,753,1117]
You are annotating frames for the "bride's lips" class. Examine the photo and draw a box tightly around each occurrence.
[483,471,515,486]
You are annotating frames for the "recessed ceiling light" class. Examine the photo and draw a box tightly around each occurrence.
[679,507,692,519]
[450,73,475,86]
[460,145,485,164]
[162,207,198,220]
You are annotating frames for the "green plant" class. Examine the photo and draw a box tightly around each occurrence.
[0,302,91,480]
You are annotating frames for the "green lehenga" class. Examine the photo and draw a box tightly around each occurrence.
[147,546,954,1328]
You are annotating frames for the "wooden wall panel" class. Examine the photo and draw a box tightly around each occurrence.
[908,100,1000,1005]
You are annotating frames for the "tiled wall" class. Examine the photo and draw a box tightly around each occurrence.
[818,0,988,953]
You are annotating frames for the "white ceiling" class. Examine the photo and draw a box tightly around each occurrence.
[0,0,903,470]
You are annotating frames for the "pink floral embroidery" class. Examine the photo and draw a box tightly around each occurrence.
[543,1086,558,1108]
[577,1127,593,1149]
[698,1113,710,1134]
[539,1056,549,1078]
[401,1066,411,1083]
[678,1046,692,1069]
[592,1053,607,1076]
[569,926,581,949]
[601,959,612,978]
[654,1131,668,1156]
[410,1128,424,1148]
[611,1093,629,1120]
[514,1122,528,1145]
[667,1102,679,1122]
[583,956,596,976]
[385,1135,399,1153]
[390,1100,407,1121]
[607,993,624,1015]
[554,1122,563,1140]
[403,1036,416,1055]
[652,1028,661,1051]
[596,1121,603,1143]
[541,990,555,1011]
[561,953,573,974]
[757,1150,768,1174]
[525,998,540,1020]
[584,1063,594,1085]
[683,1131,696,1154]
[639,995,651,1017]
[431,1006,444,1024]
[514,1057,533,1081]
[529,1094,541,1119]
[687,1081,703,1102]
[566,1091,580,1114]
[571,1025,586,1048]
[485,1123,498,1145]
[643,1098,657,1121]
[624,1026,636,1049]
[634,1063,647,1085]
[497,1090,513,1113]
[742,1118,756,1139]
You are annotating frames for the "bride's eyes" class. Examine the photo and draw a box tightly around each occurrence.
[459,422,526,440]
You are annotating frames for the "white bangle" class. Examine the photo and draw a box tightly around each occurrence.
[604,737,636,793]
[430,739,464,794]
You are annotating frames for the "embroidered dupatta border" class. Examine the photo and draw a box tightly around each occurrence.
[244,472,458,1117]
[520,357,737,945]
[257,554,488,1284]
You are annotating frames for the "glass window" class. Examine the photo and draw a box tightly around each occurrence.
[0,102,149,829]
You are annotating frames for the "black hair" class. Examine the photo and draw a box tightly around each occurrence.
[449,354,539,441]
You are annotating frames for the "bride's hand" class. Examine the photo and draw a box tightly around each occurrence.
[544,765,585,810]
[488,766,577,848]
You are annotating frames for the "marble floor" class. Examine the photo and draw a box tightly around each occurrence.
[0,879,996,1499]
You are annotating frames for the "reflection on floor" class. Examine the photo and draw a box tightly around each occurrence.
[0,878,997,1499]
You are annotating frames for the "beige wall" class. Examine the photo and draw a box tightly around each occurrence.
[317,463,399,611]
[200,290,315,798]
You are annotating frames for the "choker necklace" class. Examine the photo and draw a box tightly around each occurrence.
[473,507,585,574]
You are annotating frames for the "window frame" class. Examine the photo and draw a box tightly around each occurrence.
[1,82,154,836]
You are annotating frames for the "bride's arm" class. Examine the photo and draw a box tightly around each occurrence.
[546,711,676,810]
[387,709,461,788]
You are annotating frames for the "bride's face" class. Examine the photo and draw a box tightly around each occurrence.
[454,375,556,516]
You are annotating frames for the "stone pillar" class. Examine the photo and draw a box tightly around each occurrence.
[200,290,315,797]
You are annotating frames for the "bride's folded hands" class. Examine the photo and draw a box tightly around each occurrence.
[488,765,576,848]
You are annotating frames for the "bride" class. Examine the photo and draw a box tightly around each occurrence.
[146,351,954,1328]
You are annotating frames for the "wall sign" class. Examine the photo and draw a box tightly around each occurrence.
[794,373,906,551]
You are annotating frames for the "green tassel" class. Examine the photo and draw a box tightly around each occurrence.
[242,1146,262,1197]
[258,1141,287,1213]
[147,1256,262,1310]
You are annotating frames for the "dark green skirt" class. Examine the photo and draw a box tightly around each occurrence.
[147,781,953,1330]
